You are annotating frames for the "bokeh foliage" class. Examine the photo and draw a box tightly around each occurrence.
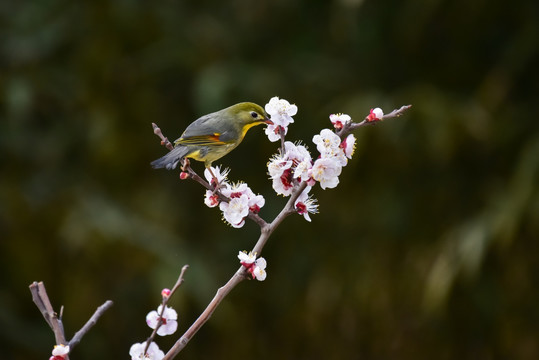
[1,0,538,359]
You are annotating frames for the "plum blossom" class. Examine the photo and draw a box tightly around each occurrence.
[367,107,384,122]
[238,250,257,265]
[204,165,230,187]
[146,305,178,336]
[220,194,249,228]
[265,123,288,142]
[267,153,295,196]
[341,134,356,159]
[217,182,265,227]
[239,251,267,281]
[204,190,219,208]
[252,258,267,281]
[129,342,164,360]
[223,183,265,214]
[267,141,313,196]
[311,157,342,189]
[247,192,265,214]
[313,129,347,166]
[264,97,297,142]
[203,166,231,208]
[329,113,352,130]
[294,186,319,222]
[50,344,69,360]
[267,153,292,180]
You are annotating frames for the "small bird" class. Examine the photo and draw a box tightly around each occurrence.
[151,102,273,174]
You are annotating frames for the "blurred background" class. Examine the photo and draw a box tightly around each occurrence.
[1,0,538,359]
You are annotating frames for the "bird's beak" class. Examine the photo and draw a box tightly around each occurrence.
[264,117,273,125]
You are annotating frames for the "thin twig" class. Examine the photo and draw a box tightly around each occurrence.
[279,126,286,155]
[69,300,114,348]
[163,270,245,359]
[29,282,67,346]
[169,265,190,298]
[152,123,174,151]
[337,104,412,138]
[144,266,189,355]
[30,281,113,358]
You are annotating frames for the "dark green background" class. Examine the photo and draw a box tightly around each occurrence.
[1,0,538,359]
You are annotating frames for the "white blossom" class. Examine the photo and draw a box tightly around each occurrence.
[341,134,356,159]
[294,186,319,222]
[267,142,313,196]
[253,257,267,281]
[204,190,219,208]
[146,305,178,336]
[329,113,351,130]
[220,194,250,227]
[52,344,70,357]
[264,97,297,142]
[313,129,347,166]
[238,251,257,264]
[311,157,342,189]
[265,96,297,126]
[265,123,288,142]
[129,342,164,360]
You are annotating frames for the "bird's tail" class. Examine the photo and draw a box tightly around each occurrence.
[151,146,190,170]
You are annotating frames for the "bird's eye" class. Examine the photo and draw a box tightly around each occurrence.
[250,112,258,118]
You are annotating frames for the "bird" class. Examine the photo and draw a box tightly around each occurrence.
[151,102,273,177]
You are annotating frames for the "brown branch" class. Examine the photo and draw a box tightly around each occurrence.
[163,269,246,359]
[144,265,189,355]
[337,104,412,138]
[69,300,114,348]
[163,182,306,360]
[152,123,174,151]
[29,282,67,347]
[30,281,113,358]
[154,104,411,359]
[382,104,412,119]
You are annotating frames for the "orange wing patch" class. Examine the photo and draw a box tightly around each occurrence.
[176,133,226,146]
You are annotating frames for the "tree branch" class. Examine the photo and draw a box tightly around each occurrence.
[337,104,412,138]
[163,181,306,360]
[153,104,411,359]
[163,269,246,359]
[30,281,113,358]
[69,300,114,348]
[144,265,189,355]
[29,282,67,347]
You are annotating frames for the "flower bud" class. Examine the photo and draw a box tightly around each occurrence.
[161,288,171,298]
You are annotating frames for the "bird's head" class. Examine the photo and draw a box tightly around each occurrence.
[227,102,273,132]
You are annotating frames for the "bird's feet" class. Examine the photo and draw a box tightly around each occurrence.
[180,158,191,172]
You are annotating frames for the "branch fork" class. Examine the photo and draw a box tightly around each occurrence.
[29,281,113,358]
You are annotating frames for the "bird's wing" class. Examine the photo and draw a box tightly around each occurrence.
[175,133,228,146]
[174,112,237,146]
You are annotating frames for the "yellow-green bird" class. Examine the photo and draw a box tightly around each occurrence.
[151,102,272,172]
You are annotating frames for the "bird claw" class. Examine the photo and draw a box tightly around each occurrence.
[180,158,191,172]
